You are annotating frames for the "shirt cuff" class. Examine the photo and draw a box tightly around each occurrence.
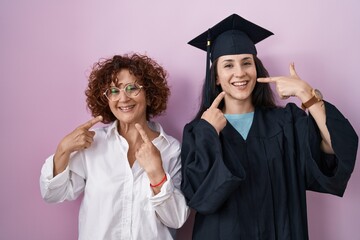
[148,173,174,206]
[41,155,70,189]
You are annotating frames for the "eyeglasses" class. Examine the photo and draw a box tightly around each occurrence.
[103,82,143,101]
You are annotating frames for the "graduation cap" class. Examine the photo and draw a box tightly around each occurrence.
[188,13,274,107]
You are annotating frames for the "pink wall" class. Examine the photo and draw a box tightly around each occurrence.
[1,1,359,239]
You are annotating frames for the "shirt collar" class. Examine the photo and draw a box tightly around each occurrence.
[105,121,119,138]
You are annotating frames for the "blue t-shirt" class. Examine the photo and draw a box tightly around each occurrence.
[224,112,254,140]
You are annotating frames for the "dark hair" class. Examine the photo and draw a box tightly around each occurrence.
[194,55,276,120]
[85,53,170,123]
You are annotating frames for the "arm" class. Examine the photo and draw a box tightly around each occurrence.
[39,153,86,203]
[134,124,190,228]
[40,116,102,202]
[297,88,333,154]
[258,63,332,153]
[180,93,245,214]
[258,64,358,195]
[149,149,190,229]
[304,102,358,196]
[53,116,103,176]
[181,120,245,214]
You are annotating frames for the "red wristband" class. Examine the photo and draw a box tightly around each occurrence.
[150,174,167,188]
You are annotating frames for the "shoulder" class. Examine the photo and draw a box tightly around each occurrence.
[91,122,116,140]
[163,130,181,148]
[182,118,219,142]
[149,121,180,147]
[184,118,214,132]
[258,103,306,121]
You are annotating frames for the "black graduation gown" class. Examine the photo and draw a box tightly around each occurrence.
[181,102,358,240]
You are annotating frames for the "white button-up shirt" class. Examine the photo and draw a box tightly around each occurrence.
[40,121,189,240]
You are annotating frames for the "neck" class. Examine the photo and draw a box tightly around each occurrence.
[118,120,159,144]
[223,98,254,114]
[118,122,140,143]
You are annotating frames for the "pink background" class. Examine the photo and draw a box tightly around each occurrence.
[1,1,359,239]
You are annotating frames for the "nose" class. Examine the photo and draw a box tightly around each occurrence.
[117,89,130,102]
[234,66,246,78]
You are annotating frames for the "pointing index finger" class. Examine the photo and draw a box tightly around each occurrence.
[81,116,103,130]
[257,77,276,83]
[135,123,150,143]
[210,92,225,109]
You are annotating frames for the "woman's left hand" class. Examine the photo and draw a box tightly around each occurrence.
[257,63,312,101]
[134,123,165,177]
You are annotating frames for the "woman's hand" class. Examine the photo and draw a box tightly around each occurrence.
[57,116,103,153]
[135,123,166,193]
[257,63,313,102]
[201,92,227,135]
[53,116,103,175]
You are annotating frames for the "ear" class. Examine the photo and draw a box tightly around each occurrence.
[215,76,220,85]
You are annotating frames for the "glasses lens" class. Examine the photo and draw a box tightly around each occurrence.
[104,83,142,101]
[124,83,141,97]
[105,87,120,101]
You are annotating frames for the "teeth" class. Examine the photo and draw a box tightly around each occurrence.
[232,81,247,86]
[119,105,134,111]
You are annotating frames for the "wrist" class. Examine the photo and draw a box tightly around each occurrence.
[301,88,323,110]
[56,141,72,156]
[147,167,166,182]
[296,84,313,102]
[149,173,167,188]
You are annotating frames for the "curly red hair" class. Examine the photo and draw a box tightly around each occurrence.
[85,53,170,124]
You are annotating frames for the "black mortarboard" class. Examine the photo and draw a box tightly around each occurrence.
[188,13,274,61]
[188,14,273,107]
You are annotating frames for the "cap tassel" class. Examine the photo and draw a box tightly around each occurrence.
[205,29,211,108]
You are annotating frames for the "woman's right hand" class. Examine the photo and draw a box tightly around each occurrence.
[57,116,103,154]
[201,92,227,135]
[53,116,102,175]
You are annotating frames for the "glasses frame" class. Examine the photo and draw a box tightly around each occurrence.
[103,82,143,101]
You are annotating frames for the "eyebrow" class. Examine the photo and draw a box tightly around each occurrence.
[221,56,252,63]
[111,81,137,87]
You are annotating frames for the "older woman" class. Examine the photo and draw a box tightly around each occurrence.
[40,53,189,240]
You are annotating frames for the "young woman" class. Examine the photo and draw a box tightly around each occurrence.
[181,14,358,240]
[40,53,189,240]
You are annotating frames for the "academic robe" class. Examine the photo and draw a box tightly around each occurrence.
[181,101,358,240]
